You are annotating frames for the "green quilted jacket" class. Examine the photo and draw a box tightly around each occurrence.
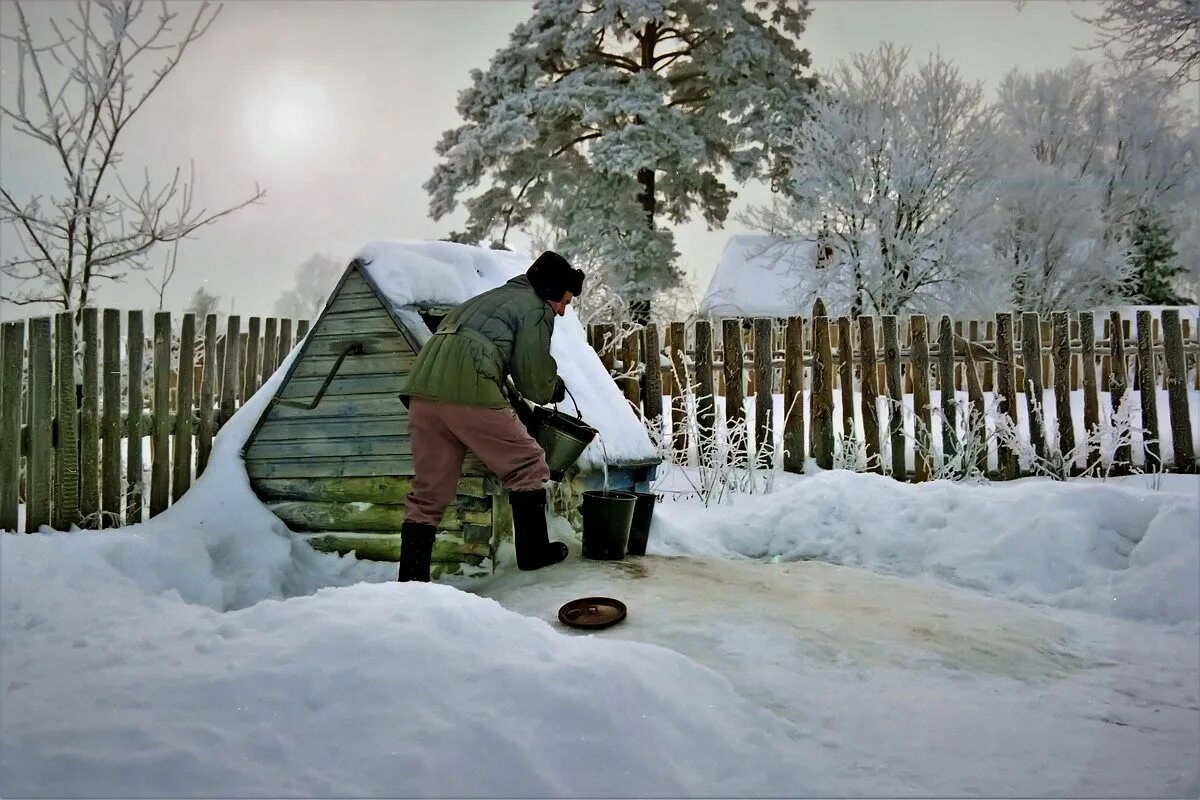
[401,275,560,408]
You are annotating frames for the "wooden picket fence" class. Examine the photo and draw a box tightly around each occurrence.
[3,303,1197,532]
[588,305,1200,480]
[0,310,310,532]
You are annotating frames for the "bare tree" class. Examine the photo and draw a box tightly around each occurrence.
[1077,0,1200,87]
[748,44,999,316]
[145,240,180,310]
[985,60,1196,312]
[274,253,342,321]
[0,0,265,312]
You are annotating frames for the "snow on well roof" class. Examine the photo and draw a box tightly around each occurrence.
[698,234,828,318]
[353,240,658,470]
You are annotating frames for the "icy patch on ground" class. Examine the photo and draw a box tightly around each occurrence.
[649,469,1200,627]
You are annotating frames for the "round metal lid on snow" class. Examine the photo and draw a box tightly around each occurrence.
[558,597,627,630]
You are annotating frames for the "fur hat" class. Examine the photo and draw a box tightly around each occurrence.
[526,251,585,302]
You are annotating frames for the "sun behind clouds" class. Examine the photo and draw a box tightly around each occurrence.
[240,65,331,162]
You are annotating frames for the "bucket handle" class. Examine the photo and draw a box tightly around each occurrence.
[554,386,583,419]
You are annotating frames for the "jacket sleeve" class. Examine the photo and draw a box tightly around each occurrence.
[511,305,560,405]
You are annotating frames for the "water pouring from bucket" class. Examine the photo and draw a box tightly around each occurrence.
[508,380,657,560]
[521,385,597,481]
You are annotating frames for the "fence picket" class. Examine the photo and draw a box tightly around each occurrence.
[220,315,241,426]
[695,320,716,468]
[1,322,25,531]
[857,316,881,473]
[1108,312,1131,473]
[54,311,79,530]
[722,319,746,466]
[670,322,688,459]
[197,314,220,476]
[278,319,294,367]
[642,322,663,425]
[1051,312,1075,468]
[27,317,53,532]
[262,317,278,384]
[811,315,834,470]
[783,316,805,474]
[80,308,100,527]
[622,328,641,408]
[910,315,932,482]
[996,313,1019,480]
[754,318,774,468]
[237,332,249,405]
[882,316,905,479]
[961,331,988,474]
[244,318,261,402]
[126,311,145,524]
[1135,310,1161,470]
[983,320,995,393]
[102,310,122,526]
[1079,312,1100,470]
[1069,317,1080,391]
[1021,312,1046,461]
[150,312,172,518]
[172,313,196,502]
[837,317,855,444]
[938,316,956,462]
[1161,310,1194,471]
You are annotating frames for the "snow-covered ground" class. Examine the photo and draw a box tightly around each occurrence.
[2,337,1198,797]
[3,472,1196,797]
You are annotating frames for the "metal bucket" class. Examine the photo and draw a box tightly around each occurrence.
[528,388,597,482]
[533,406,597,481]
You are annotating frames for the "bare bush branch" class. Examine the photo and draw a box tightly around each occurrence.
[0,0,265,311]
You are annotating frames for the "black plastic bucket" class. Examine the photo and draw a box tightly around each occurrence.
[625,492,659,556]
[581,490,637,560]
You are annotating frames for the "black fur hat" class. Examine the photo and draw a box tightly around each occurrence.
[527,251,585,302]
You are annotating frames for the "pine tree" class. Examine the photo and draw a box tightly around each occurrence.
[425,0,815,321]
[1129,208,1190,304]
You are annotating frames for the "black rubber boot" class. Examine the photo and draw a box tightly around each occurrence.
[509,488,568,571]
[398,522,436,582]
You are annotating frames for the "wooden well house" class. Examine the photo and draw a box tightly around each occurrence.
[241,241,659,577]
[242,257,507,577]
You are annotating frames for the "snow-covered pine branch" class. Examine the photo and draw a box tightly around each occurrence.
[424,0,815,321]
[0,0,266,312]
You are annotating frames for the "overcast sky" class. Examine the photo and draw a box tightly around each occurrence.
[0,0,1104,321]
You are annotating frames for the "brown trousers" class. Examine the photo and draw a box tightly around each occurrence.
[404,398,549,526]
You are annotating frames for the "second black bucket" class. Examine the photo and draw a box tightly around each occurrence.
[625,492,659,556]
[581,490,637,560]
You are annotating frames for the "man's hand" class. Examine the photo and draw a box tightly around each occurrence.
[551,377,566,404]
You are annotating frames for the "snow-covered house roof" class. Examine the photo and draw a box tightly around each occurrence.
[698,234,843,319]
[354,240,657,470]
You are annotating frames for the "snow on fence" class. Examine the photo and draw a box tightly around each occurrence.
[0,310,311,532]
[587,303,1200,480]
